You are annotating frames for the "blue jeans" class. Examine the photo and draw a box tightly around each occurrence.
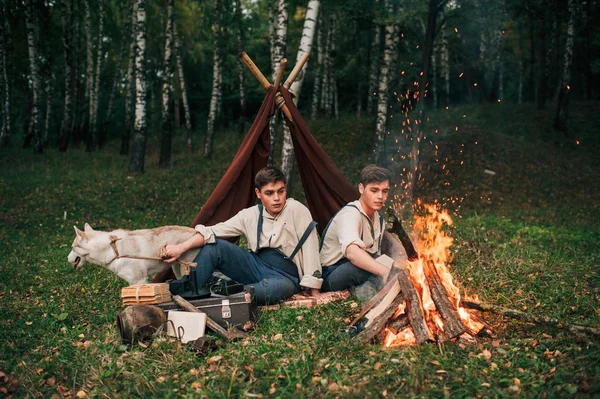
[193,239,300,305]
[321,259,374,292]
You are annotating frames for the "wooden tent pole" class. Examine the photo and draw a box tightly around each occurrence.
[239,52,271,90]
[238,51,294,122]
[283,52,309,89]
[273,58,287,88]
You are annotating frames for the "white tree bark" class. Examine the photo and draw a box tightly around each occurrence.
[268,0,288,165]
[128,0,147,173]
[43,76,52,146]
[84,0,94,150]
[25,0,42,152]
[172,22,192,152]
[374,0,394,164]
[235,0,246,134]
[58,0,73,151]
[280,0,320,185]
[431,47,438,108]
[159,0,174,168]
[555,0,575,132]
[204,0,223,157]
[122,0,137,155]
[310,20,323,120]
[90,0,104,146]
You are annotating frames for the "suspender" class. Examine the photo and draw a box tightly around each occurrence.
[320,204,384,252]
[256,203,317,260]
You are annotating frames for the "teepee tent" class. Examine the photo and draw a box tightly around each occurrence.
[191,52,358,232]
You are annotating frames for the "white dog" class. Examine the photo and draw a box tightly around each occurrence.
[67,223,200,285]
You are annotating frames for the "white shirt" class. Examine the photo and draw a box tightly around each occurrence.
[320,200,383,267]
[195,198,323,289]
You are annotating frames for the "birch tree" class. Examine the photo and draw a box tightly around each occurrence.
[128,0,147,173]
[374,0,394,164]
[268,0,288,166]
[173,22,192,152]
[90,0,104,147]
[159,0,174,168]
[538,6,557,109]
[367,10,381,114]
[310,20,323,120]
[0,0,11,147]
[24,0,42,153]
[83,0,94,150]
[235,0,246,135]
[204,0,223,158]
[122,0,138,155]
[280,0,320,185]
[555,0,575,133]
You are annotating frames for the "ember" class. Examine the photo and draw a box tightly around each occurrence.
[351,204,489,346]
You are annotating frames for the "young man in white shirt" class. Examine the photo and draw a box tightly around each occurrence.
[320,165,392,292]
[163,167,322,305]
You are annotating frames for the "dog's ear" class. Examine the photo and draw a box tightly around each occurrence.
[84,223,94,232]
[74,226,88,241]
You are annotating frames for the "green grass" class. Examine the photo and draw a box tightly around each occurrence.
[1,103,599,398]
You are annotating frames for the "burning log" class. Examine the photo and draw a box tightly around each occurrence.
[354,294,405,344]
[423,260,465,340]
[461,300,600,338]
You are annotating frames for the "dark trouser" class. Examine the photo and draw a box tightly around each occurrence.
[193,239,300,305]
[321,259,374,292]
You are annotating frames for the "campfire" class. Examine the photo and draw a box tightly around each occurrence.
[351,205,490,346]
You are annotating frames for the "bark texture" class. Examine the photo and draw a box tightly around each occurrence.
[555,0,575,133]
[128,0,147,173]
[159,0,174,168]
[24,0,42,153]
[204,0,223,158]
[173,22,192,152]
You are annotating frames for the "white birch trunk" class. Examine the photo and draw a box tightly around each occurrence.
[25,0,42,152]
[310,20,323,120]
[374,0,394,165]
[326,15,336,116]
[122,0,137,155]
[173,22,192,152]
[204,0,222,158]
[235,0,246,134]
[268,0,288,165]
[84,0,94,149]
[90,0,104,145]
[518,60,523,104]
[441,24,449,106]
[280,0,320,184]
[555,0,575,132]
[159,0,174,168]
[128,0,147,173]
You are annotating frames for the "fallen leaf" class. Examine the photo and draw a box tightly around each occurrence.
[25,321,33,326]
[56,384,70,397]
[430,360,441,366]
[513,378,521,386]
[508,385,520,393]
[436,370,447,374]
[76,390,87,398]
[492,340,501,347]
[269,386,276,394]
[374,362,383,371]
[272,334,283,341]
[207,355,223,364]
[296,316,303,321]
[191,382,201,389]
[47,377,56,386]
[480,349,492,361]
[328,382,339,391]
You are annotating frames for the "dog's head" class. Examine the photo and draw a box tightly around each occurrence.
[68,223,98,269]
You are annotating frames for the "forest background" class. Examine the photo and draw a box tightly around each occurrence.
[1,0,599,397]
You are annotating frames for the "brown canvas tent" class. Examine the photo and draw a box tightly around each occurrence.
[190,85,358,232]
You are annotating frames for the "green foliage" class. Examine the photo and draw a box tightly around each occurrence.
[1,102,599,397]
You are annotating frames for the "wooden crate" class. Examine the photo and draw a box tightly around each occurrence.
[121,283,171,305]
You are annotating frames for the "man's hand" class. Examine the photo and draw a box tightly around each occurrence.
[162,244,185,263]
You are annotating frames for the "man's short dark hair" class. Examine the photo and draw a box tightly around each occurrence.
[255,166,286,190]
[359,164,391,186]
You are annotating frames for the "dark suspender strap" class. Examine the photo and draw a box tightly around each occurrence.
[287,220,317,260]
[377,210,384,251]
[256,204,263,252]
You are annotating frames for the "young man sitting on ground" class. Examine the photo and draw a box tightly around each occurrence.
[320,164,393,292]
[163,167,322,305]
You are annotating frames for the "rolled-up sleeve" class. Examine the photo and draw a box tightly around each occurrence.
[195,210,247,243]
[336,208,366,257]
[294,206,323,290]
